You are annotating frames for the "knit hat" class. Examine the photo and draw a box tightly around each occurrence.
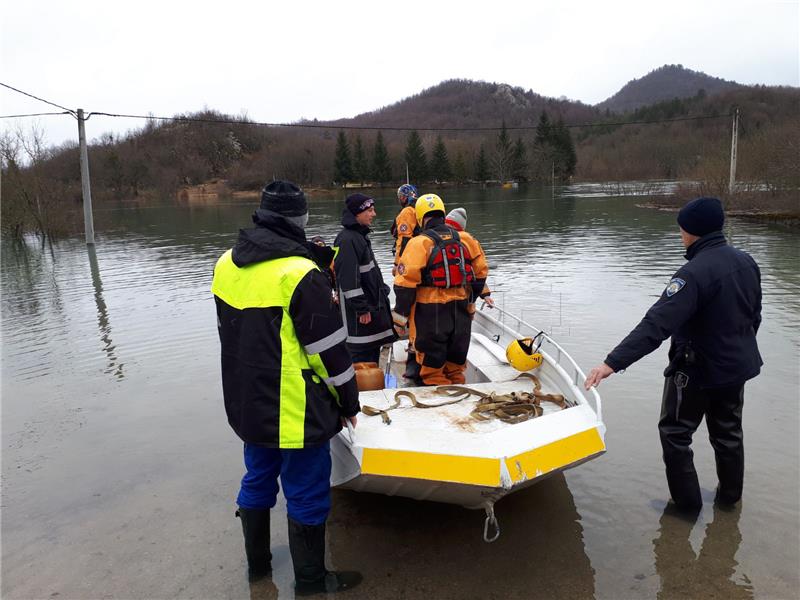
[445,207,467,231]
[677,197,725,236]
[260,180,307,217]
[346,193,375,215]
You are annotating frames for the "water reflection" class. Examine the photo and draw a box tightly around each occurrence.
[327,473,594,599]
[87,245,123,380]
[654,503,753,599]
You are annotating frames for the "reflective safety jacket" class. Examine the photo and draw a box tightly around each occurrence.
[390,205,420,264]
[605,231,763,388]
[333,209,396,353]
[393,218,489,317]
[212,210,359,449]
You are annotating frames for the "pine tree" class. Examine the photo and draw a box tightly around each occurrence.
[553,119,577,180]
[493,121,513,182]
[352,134,368,185]
[333,131,353,184]
[474,145,490,182]
[404,130,428,182]
[452,151,468,184]
[534,111,551,146]
[512,137,528,181]
[429,136,452,182]
[371,131,392,183]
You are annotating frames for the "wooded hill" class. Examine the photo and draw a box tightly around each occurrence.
[596,64,741,113]
[2,65,798,238]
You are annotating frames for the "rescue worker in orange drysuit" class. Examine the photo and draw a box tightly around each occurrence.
[390,183,422,380]
[392,194,489,386]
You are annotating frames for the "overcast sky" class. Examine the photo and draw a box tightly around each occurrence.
[1,0,798,150]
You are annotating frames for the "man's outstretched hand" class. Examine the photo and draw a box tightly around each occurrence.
[584,363,614,390]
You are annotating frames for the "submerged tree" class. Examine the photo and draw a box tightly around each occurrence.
[371,131,392,184]
[404,130,428,182]
[474,144,490,182]
[429,136,452,182]
[352,134,368,185]
[492,121,514,182]
[333,131,353,184]
[511,137,528,182]
[532,111,576,182]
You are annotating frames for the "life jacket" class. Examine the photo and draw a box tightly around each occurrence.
[420,227,474,288]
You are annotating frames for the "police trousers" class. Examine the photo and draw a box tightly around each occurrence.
[236,442,332,525]
[659,376,745,507]
[411,299,472,386]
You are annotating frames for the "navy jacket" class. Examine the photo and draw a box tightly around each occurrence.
[606,231,762,388]
[333,209,396,353]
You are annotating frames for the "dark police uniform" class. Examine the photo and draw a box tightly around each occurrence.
[333,207,396,364]
[605,231,762,507]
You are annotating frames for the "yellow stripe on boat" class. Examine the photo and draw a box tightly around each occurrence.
[505,428,606,483]
[360,427,605,487]
[361,449,501,486]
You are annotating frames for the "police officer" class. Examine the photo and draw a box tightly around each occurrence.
[584,196,762,510]
[334,193,396,364]
[393,194,489,386]
[212,181,362,595]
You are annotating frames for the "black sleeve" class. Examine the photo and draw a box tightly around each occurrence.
[334,235,371,314]
[289,269,359,416]
[753,262,762,335]
[470,278,486,304]
[605,269,699,372]
[393,285,417,317]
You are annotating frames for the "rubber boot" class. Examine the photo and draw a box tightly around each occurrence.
[403,351,422,383]
[236,508,272,581]
[287,517,362,596]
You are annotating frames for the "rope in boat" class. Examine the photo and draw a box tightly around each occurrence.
[361,373,574,425]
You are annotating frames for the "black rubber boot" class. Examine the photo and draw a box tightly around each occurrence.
[403,351,421,380]
[236,508,272,581]
[288,517,362,596]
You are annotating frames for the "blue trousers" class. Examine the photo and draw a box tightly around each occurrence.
[236,442,332,526]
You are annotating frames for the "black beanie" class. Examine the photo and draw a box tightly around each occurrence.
[346,193,375,215]
[260,180,307,217]
[677,196,725,236]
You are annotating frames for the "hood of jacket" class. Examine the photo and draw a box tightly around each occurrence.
[232,209,334,269]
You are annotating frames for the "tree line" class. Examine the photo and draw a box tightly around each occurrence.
[331,112,577,185]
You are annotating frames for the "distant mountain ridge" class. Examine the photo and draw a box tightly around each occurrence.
[311,65,748,131]
[596,64,741,113]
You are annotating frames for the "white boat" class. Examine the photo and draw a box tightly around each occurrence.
[330,305,606,541]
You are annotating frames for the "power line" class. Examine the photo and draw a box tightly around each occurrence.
[86,110,731,132]
[0,82,76,116]
[0,111,72,119]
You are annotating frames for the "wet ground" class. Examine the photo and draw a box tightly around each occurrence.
[2,186,798,599]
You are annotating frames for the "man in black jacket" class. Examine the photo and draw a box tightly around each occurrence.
[585,197,762,510]
[212,181,362,595]
[334,193,396,364]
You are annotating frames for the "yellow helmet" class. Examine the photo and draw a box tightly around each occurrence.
[415,193,445,225]
[506,338,544,372]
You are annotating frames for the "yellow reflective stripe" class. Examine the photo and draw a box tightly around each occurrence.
[279,311,308,447]
[504,427,606,483]
[359,427,606,487]
[211,251,316,309]
[361,449,501,486]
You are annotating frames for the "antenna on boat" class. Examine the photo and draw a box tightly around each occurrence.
[405,162,410,184]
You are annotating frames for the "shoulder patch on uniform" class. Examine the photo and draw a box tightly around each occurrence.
[399,223,409,233]
[665,277,686,297]
[397,264,406,275]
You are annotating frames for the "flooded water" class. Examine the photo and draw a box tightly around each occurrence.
[2,185,798,599]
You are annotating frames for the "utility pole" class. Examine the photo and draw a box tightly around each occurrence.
[728,108,739,195]
[77,108,95,245]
